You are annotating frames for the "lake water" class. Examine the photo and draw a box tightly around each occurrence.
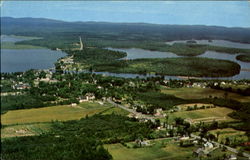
[106,47,250,80]
[165,39,250,49]
[1,36,66,73]
[2,35,249,79]
[106,47,179,59]
[1,35,40,43]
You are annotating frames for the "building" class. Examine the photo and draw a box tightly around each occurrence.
[13,83,30,90]
[204,142,213,150]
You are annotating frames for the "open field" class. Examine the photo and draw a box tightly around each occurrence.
[105,142,196,160]
[161,87,250,102]
[167,107,234,123]
[1,123,51,138]
[1,102,110,125]
[100,107,129,116]
[105,140,237,160]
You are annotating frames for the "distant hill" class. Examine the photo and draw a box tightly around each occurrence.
[1,17,250,43]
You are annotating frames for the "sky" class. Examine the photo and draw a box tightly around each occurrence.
[1,1,250,27]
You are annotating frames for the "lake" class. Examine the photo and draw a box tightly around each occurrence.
[165,39,250,49]
[106,47,179,59]
[107,47,250,80]
[1,36,66,73]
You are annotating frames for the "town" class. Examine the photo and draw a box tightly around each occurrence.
[1,68,250,160]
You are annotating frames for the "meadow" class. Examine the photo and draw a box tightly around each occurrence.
[104,140,237,160]
[104,141,196,160]
[1,123,51,138]
[161,87,250,103]
[167,107,234,123]
[1,102,110,125]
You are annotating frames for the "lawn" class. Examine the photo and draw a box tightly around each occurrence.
[168,107,234,123]
[161,87,250,103]
[1,102,110,125]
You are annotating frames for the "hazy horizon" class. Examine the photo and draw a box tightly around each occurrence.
[1,1,250,28]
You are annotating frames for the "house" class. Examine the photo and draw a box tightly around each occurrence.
[154,108,163,116]
[71,103,77,106]
[180,136,190,141]
[135,139,149,147]
[203,142,213,149]
[14,83,30,90]
[79,93,95,102]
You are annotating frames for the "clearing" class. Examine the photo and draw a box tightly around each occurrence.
[167,107,235,124]
[161,87,250,102]
[1,102,110,125]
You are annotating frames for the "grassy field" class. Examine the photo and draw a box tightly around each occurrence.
[1,102,110,125]
[105,140,235,160]
[105,141,196,160]
[161,87,250,103]
[167,107,234,123]
[100,107,129,116]
[1,123,51,138]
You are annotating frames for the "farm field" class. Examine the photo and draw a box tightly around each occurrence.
[104,140,235,160]
[104,142,196,160]
[167,107,235,123]
[161,87,250,102]
[1,123,51,138]
[1,102,110,125]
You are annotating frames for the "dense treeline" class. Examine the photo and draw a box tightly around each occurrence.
[2,17,250,44]
[52,114,153,143]
[69,48,126,65]
[1,135,112,160]
[209,83,250,96]
[92,57,241,77]
[236,54,250,62]
[1,114,154,160]
[2,17,250,57]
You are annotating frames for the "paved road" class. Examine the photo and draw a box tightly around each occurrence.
[107,99,156,121]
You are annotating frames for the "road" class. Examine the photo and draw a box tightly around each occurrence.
[107,99,157,121]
